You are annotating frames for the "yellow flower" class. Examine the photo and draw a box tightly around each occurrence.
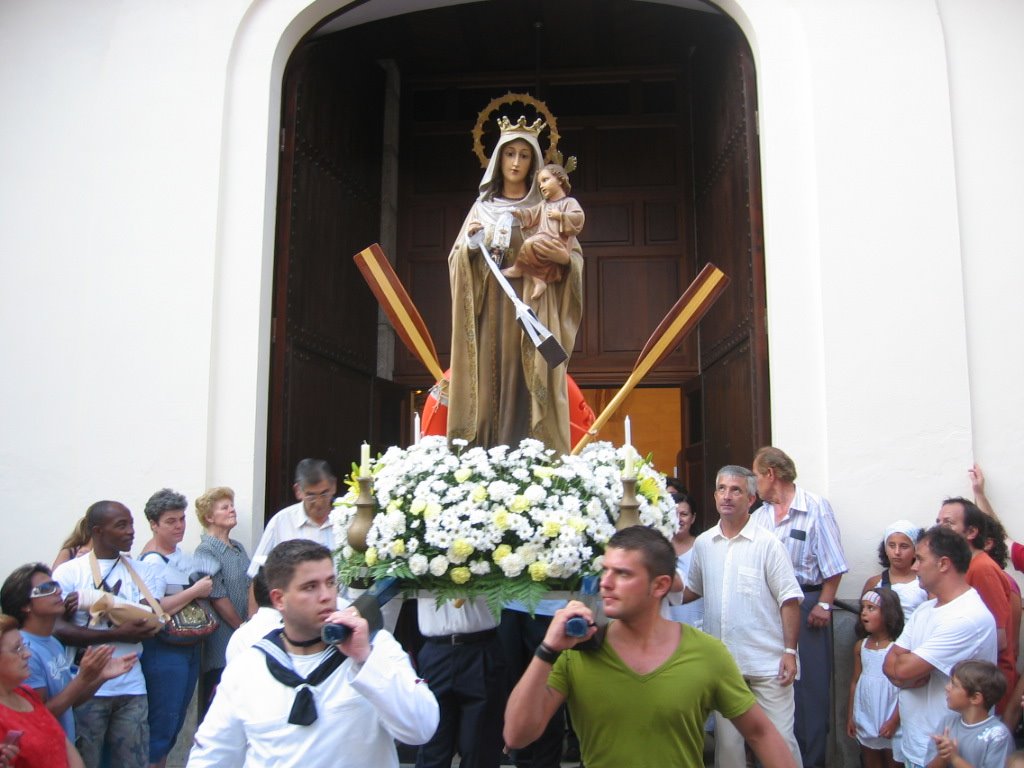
[450,567,471,585]
[386,499,402,513]
[390,540,406,556]
[454,468,472,483]
[510,495,530,513]
[568,517,587,533]
[528,561,548,581]
[410,498,427,515]
[365,547,379,566]
[493,510,510,530]
[637,475,660,502]
[471,485,488,503]
[451,539,474,560]
[425,501,442,519]
[533,466,554,479]
[493,544,512,563]
[541,520,561,538]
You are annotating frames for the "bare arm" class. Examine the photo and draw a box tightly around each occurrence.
[732,703,799,768]
[66,738,85,768]
[159,576,213,615]
[969,463,997,520]
[883,644,933,689]
[809,573,843,628]
[54,616,159,645]
[210,596,244,630]
[35,645,136,716]
[503,601,594,750]
[778,597,800,685]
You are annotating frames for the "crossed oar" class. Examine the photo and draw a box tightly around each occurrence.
[353,243,728,451]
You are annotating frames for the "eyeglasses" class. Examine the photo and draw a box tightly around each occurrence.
[0,643,29,657]
[302,489,334,500]
[29,581,61,599]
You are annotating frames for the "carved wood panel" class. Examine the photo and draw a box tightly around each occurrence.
[692,25,770,505]
[267,43,384,515]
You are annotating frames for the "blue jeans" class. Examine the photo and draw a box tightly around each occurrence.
[140,639,200,762]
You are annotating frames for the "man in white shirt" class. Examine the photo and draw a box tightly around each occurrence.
[189,539,438,767]
[883,525,997,768]
[53,500,166,768]
[248,458,337,581]
[685,465,804,768]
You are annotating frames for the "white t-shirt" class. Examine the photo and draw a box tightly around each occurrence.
[894,587,997,766]
[53,554,165,696]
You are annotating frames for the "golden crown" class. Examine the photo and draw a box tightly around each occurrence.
[497,116,547,137]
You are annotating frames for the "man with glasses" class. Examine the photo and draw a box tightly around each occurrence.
[684,465,804,767]
[0,564,136,741]
[247,458,337,584]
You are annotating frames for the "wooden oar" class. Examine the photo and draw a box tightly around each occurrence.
[571,263,729,454]
[353,243,446,383]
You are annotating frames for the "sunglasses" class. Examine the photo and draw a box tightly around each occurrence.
[29,581,61,599]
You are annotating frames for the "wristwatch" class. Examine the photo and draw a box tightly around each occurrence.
[783,648,798,656]
[817,602,832,612]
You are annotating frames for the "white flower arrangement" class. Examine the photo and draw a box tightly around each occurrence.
[331,436,676,615]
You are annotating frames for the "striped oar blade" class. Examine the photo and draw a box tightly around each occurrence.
[354,244,446,383]
[572,263,729,453]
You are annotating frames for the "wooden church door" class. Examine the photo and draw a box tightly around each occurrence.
[691,24,771,500]
[266,42,385,515]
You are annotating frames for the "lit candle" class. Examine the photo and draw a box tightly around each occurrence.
[413,413,421,445]
[360,442,370,477]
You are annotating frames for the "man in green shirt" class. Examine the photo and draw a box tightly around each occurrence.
[504,526,799,768]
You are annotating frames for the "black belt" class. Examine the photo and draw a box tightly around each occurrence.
[800,583,823,593]
[425,628,497,646]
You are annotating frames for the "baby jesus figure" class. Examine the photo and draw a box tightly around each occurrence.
[503,163,585,300]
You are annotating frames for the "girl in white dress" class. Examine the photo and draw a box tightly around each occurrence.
[846,588,904,768]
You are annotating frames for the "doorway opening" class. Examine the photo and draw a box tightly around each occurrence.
[266,0,769,528]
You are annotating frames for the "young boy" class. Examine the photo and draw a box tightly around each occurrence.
[925,660,1014,768]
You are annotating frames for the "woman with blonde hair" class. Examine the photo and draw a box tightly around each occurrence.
[192,487,249,718]
[0,613,84,767]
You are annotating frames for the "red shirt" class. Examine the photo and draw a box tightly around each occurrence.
[0,687,68,768]
[966,551,1017,712]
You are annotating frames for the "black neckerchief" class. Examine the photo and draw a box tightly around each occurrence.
[254,628,346,726]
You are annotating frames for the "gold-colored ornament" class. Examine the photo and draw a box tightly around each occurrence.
[616,476,641,530]
[472,92,561,168]
[347,475,376,552]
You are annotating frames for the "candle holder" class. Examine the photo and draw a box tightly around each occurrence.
[616,476,640,530]
[347,475,376,552]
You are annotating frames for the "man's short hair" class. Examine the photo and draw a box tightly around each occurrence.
[143,488,188,524]
[919,525,972,574]
[85,500,123,532]
[1,563,53,626]
[252,566,273,608]
[264,539,333,592]
[942,497,988,549]
[294,458,335,489]
[606,527,676,580]
[753,446,798,484]
[716,465,756,497]
[194,487,234,529]
[950,659,1007,709]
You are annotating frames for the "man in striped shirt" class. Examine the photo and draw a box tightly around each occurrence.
[752,447,848,768]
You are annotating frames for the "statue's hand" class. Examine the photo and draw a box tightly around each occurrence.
[467,222,483,237]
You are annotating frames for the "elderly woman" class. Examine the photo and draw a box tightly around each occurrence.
[138,489,214,768]
[0,613,84,767]
[447,117,584,454]
[192,487,249,718]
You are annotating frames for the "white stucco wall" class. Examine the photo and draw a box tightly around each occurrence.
[0,0,1020,597]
